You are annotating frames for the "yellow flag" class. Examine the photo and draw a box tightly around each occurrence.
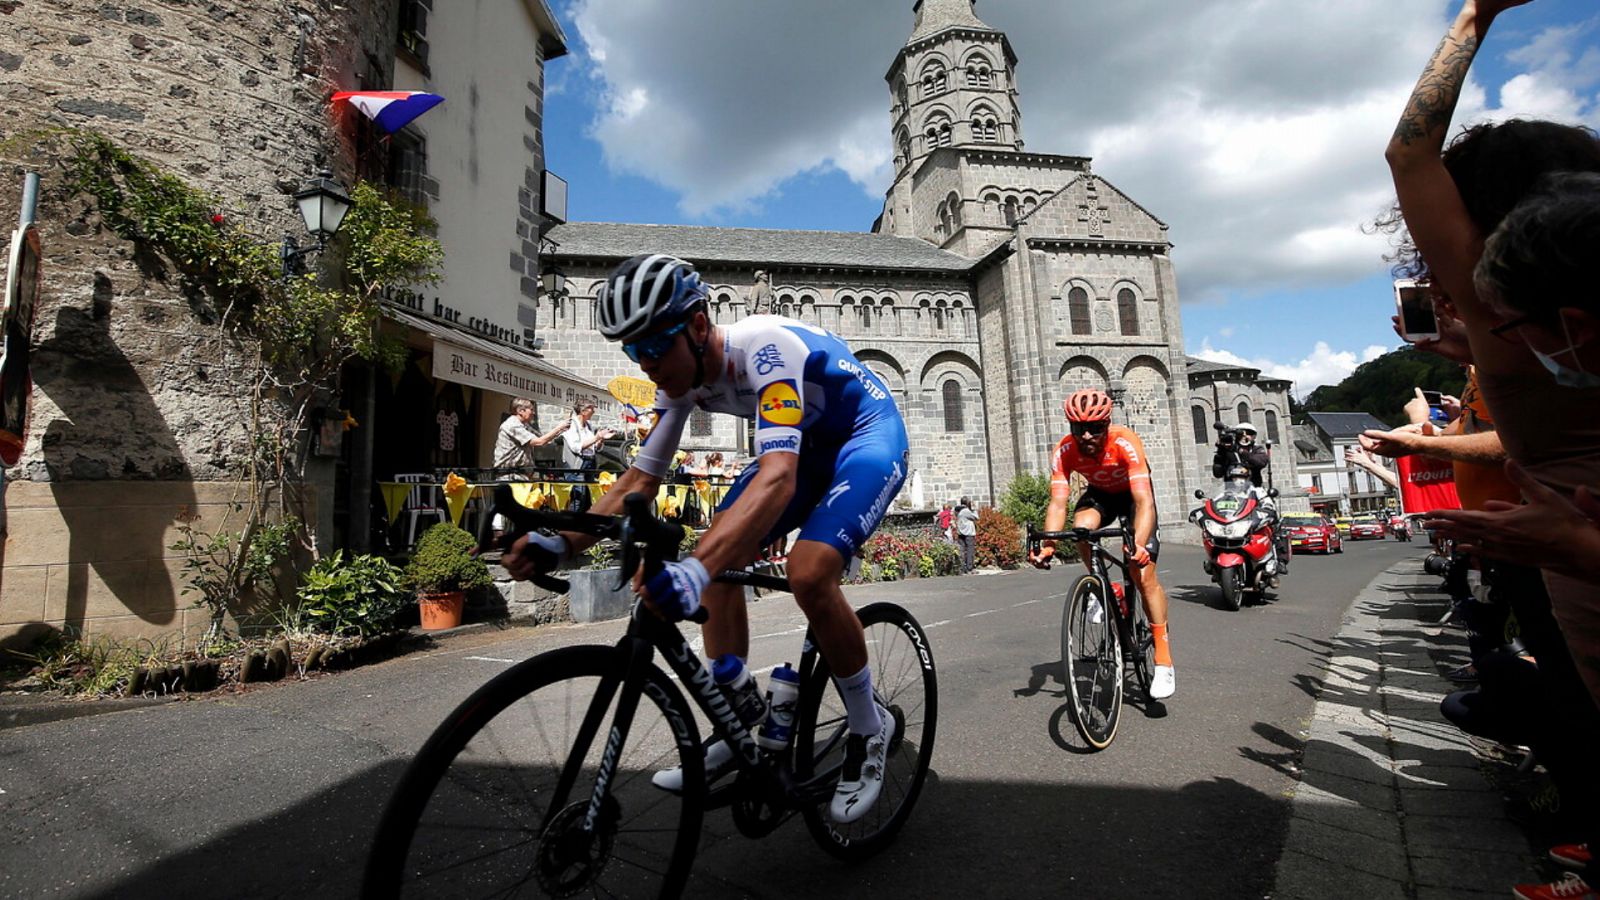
[442,473,472,527]
[607,375,658,408]
[553,483,572,509]
[510,482,537,508]
[379,482,410,525]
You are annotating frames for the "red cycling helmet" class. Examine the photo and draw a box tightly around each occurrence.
[1063,388,1114,423]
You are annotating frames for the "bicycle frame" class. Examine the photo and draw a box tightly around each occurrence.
[1031,524,1140,647]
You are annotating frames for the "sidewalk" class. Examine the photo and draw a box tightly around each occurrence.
[1272,560,1540,899]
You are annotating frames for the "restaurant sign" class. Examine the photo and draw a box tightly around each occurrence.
[432,338,611,413]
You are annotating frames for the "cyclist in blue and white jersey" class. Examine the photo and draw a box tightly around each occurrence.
[504,254,908,823]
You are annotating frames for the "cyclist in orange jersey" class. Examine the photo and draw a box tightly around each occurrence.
[1029,388,1176,699]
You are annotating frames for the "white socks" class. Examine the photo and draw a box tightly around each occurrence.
[834,664,883,736]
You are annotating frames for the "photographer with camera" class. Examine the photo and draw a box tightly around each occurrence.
[1210,421,1288,574]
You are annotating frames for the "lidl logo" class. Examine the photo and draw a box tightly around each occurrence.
[758,380,803,427]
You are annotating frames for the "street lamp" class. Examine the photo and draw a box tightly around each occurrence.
[539,267,568,299]
[281,169,352,280]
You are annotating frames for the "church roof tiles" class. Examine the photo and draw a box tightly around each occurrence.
[544,221,977,273]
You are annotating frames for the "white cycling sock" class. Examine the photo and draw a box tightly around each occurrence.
[834,665,883,736]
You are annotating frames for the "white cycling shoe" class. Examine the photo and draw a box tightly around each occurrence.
[830,704,893,824]
[652,738,735,793]
[1150,664,1176,700]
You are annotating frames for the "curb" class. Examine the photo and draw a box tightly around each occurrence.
[1272,560,1537,899]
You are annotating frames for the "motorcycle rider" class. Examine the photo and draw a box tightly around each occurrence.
[1211,423,1289,575]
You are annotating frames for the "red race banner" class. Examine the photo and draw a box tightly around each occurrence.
[1396,453,1461,513]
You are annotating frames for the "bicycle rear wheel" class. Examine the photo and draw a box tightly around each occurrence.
[1125,584,1157,700]
[795,602,938,860]
[1063,574,1122,749]
[363,644,704,899]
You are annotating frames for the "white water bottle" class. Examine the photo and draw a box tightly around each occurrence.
[757,663,801,750]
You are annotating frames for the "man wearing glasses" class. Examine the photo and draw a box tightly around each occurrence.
[504,253,908,823]
[1028,388,1177,699]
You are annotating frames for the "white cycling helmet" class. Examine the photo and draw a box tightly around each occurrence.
[1236,422,1258,437]
[596,254,709,343]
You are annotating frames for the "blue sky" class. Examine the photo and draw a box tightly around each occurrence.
[542,0,1600,395]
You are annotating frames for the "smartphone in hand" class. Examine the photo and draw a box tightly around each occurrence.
[1394,279,1439,342]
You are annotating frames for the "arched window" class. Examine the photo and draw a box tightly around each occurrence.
[1003,196,1019,226]
[861,298,874,329]
[1192,406,1208,444]
[1266,410,1280,444]
[946,192,961,229]
[942,379,964,432]
[934,299,947,330]
[1118,288,1139,336]
[933,69,947,93]
[690,409,713,437]
[1237,402,1251,425]
[1068,287,1091,336]
[898,131,911,166]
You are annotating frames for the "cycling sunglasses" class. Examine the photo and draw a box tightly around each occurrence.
[621,321,689,363]
[1070,421,1110,436]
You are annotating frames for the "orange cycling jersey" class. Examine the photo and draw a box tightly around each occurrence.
[1049,425,1153,497]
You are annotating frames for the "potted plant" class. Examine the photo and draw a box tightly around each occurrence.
[404,523,493,630]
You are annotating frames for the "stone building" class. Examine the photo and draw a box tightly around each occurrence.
[0,0,579,644]
[541,0,1300,536]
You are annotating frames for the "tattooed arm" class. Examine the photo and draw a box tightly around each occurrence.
[1385,0,1535,359]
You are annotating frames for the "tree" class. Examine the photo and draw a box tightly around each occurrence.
[1000,472,1052,532]
[1302,348,1466,427]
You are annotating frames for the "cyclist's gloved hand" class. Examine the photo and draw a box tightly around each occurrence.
[1029,544,1056,569]
[643,557,711,622]
[1128,544,1152,568]
[505,532,569,582]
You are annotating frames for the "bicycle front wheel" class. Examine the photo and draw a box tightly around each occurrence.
[1063,574,1122,750]
[363,644,704,899]
[795,602,938,860]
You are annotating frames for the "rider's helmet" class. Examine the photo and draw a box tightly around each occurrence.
[1236,422,1258,444]
[596,253,709,343]
[1063,388,1114,423]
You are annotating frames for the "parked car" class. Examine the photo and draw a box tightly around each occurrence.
[1349,517,1387,540]
[1284,512,1343,554]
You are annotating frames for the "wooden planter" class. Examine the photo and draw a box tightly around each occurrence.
[418,590,466,631]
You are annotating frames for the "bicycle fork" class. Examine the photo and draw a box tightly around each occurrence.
[543,637,655,838]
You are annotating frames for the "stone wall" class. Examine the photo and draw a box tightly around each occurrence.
[537,259,993,506]
[0,0,395,646]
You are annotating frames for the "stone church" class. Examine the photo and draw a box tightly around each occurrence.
[542,0,1299,538]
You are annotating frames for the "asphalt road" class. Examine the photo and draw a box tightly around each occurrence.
[0,536,1425,899]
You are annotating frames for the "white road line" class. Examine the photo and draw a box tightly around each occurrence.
[925,619,952,628]
[965,609,999,618]
[1011,599,1040,607]
[752,626,808,640]
[464,656,515,663]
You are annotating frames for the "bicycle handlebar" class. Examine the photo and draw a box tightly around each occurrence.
[480,484,711,625]
[1027,526,1127,543]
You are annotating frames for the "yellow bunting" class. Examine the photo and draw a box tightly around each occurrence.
[607,375,658,408]
[595,471,615,499]
[510,482,537,508]
[379,482,410,525]
[553,483,572,509]
[693,478,712,513]
[660,491,681,518]
[442,473,472,526]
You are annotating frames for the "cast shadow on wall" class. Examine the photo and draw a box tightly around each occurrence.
[28,272,194,637]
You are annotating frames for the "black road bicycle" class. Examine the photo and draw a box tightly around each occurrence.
[1027,524,1158,750]
[363,485,938,898]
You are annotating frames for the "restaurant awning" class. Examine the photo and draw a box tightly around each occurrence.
[385,306,614,415]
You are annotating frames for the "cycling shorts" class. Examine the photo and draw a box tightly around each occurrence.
[716,416,909,561]
[1073,487,1161,563]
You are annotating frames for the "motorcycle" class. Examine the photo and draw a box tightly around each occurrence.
[1190,470,1285,612]
[1392,518,1412,542]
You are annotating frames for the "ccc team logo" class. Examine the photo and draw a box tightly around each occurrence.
[758,379,803,427]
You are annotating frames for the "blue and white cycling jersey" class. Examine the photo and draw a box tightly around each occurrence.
[633,315,901,476]
[633,315,908,557]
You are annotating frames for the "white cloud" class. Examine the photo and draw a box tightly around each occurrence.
[563,0,1600,298]
[1194,339,1392,397]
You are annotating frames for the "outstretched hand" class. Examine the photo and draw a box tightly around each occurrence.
[1424,460,1600,582]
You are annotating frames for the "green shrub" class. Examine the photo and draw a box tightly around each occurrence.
[295,551,407,638]
[1000,472,1053,533]
[404,523,493,593]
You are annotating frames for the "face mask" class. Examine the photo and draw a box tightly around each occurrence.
[1531,317,1600,389]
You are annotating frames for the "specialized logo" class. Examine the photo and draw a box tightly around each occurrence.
[757,379,803,427]
[753,343,785,376]
[826,481,852,507]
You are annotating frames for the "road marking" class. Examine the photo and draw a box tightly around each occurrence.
[464,656,515,663]
[753,626,808,640]
[965,609,999,618]
[1011,599,1040,607]
[925,619,952,628]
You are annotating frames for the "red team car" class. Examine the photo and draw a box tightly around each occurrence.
[1284,513,1343,554]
